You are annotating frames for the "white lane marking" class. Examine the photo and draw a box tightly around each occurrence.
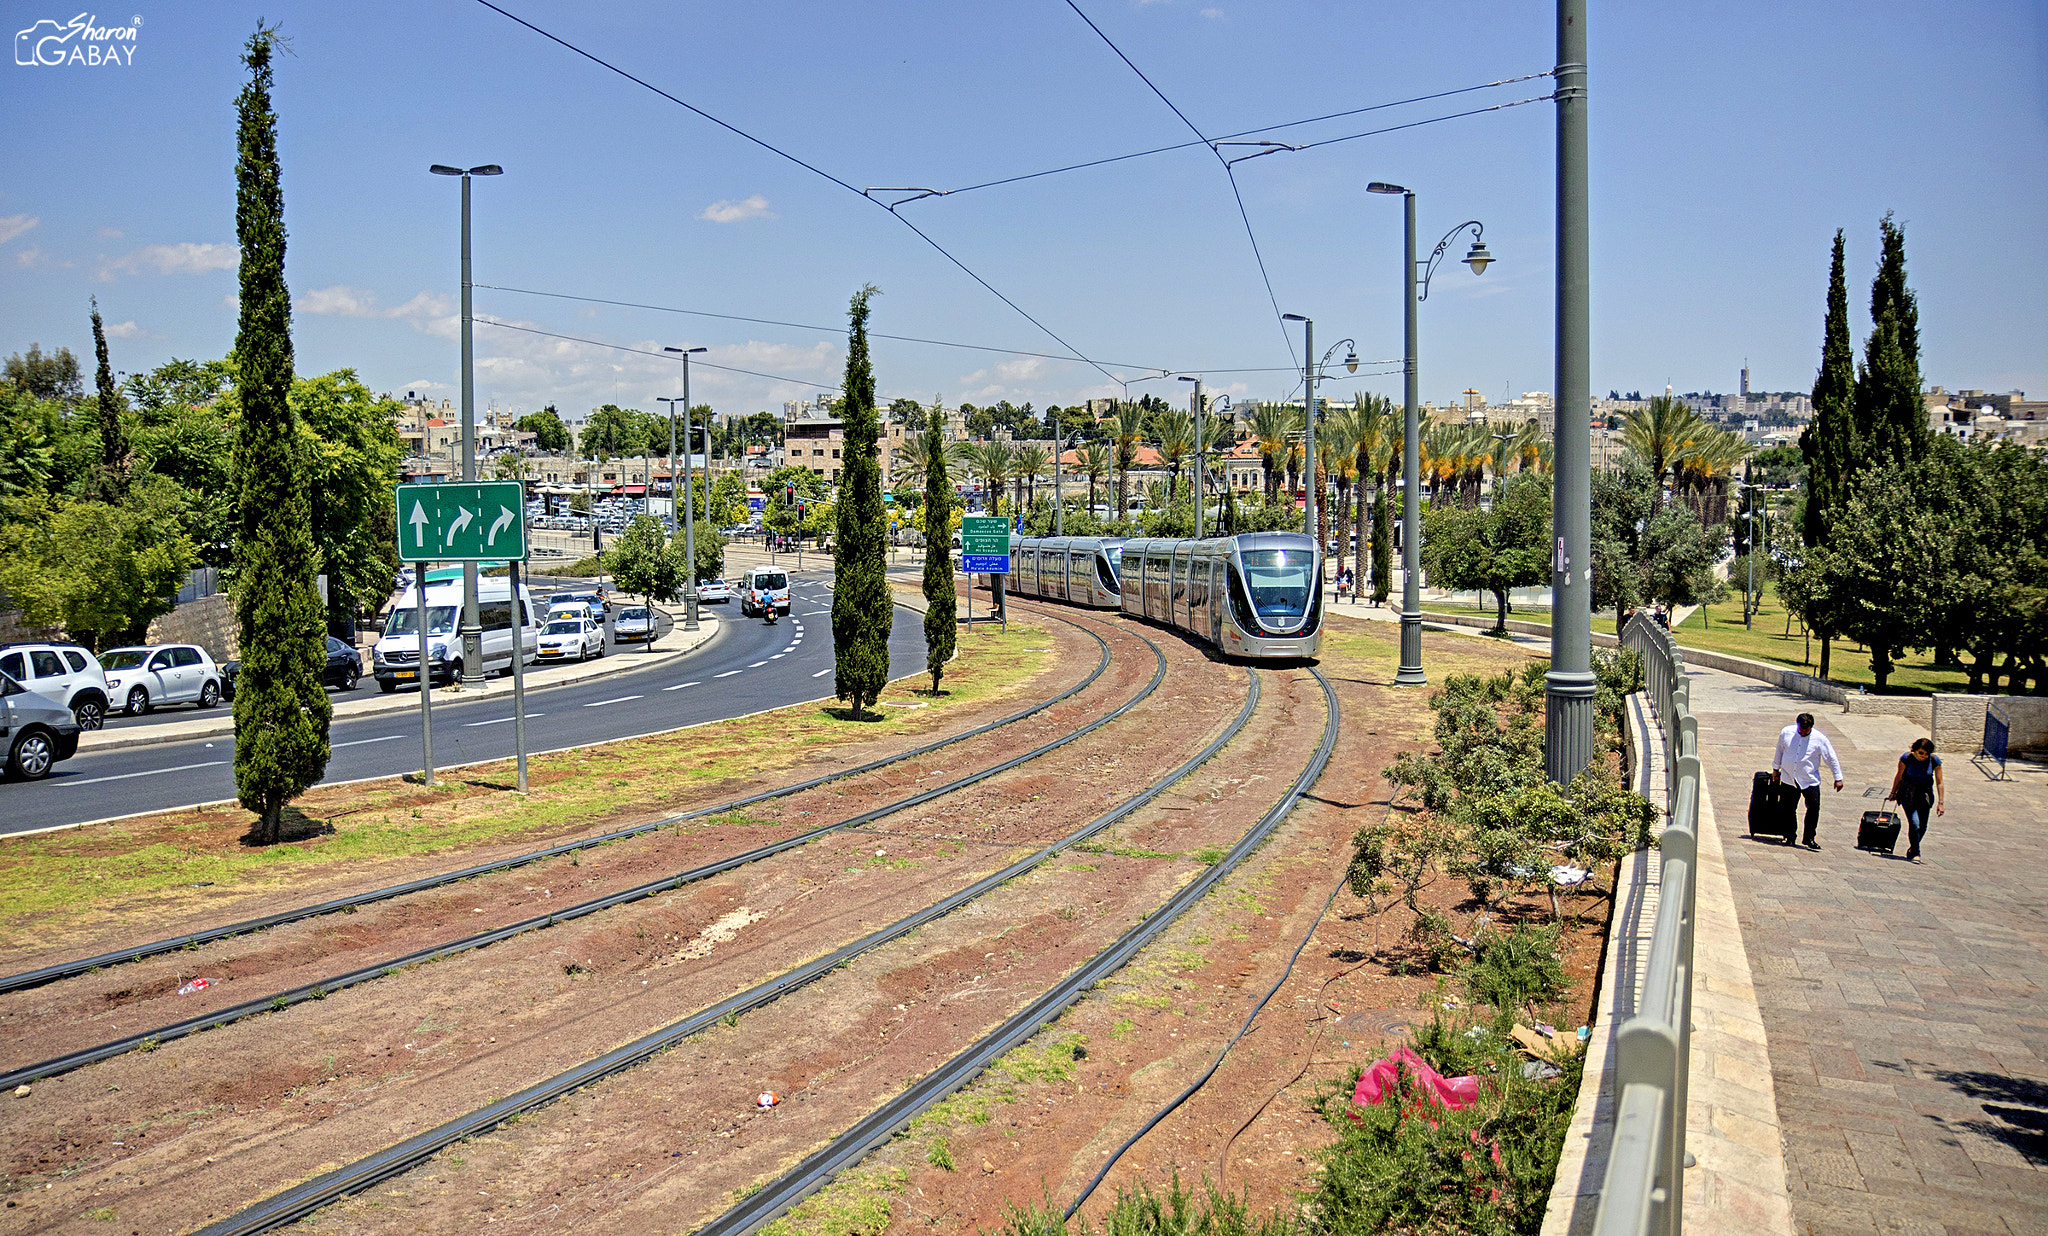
[804,610,829,615]
[811,667,831,678]
[334,734,408,748]
[464,713,545,728]
[63,760,228,787]
[662,681,702,692]
[714,670,743,679]
[780,646,796,654]
[747,661,768,668]
[770,654,786,659]
[583,695,644,707]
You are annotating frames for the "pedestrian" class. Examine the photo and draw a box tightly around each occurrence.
[1773,712,1845,849]
[1886,737,1944,863]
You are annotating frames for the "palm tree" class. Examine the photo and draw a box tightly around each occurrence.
[1321,407,1361,590]
[1622,394,1705,511]
[1671,424,1749,526]
[952,440,1015,517]
[1112,401,1146,521]
[1155,411,1193,503]
[1012,442,1050,512]
[1249,402,1295,503]
[1079,442,1112,515]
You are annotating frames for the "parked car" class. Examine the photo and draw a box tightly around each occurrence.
[695,578,734,604]
[1,670,81,780]
[612,605,656,643]
[97,644,225,714]
[0,642,112,730]
[220,636,362,700]
[535,616,603,662]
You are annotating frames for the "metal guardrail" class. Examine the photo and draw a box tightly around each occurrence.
[1595,614,1700,1236]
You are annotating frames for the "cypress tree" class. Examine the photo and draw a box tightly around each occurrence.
[830,285,891,720]
[1798,230,1857,680]
[83,297,129,503]
[231,24,331,843]
[920,426,957,693]
[1853,212,1927,469]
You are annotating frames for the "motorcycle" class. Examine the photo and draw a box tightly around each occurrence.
[761,593,779,625]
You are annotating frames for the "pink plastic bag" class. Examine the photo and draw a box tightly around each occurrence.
[1351,1045,1480,1112]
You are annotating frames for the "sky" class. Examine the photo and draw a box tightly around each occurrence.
[2,0,2043,427]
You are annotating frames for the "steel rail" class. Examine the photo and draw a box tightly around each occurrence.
[0,618,1159,1091]
[0,610,1113,996]
[696,667,1339,1236]
[191,657,1258,1236]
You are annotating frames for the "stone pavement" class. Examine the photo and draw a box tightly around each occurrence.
[1689,663,2048,1236]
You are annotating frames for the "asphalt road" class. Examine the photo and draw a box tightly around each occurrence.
[3,577,928,835]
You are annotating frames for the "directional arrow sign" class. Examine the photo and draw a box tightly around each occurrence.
[394,481,527,562]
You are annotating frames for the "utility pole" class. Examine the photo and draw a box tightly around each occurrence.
[1180,376,1205,538]
[1281,317,1318,544]
[1397,190,1427,685]
[1545,0,1596,784]
[664,346,708,630]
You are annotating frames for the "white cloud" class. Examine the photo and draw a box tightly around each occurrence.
[0,215,38,245]
[699,195,774,224]
[463,321,839,416]
[297,285,381,316]
[97,227,124,240]
[296,286,454,336]
[15,247,45,268]
[97,241,238,280]
[102,320,141,338]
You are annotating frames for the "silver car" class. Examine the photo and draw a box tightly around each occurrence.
[2,671,82,780]
[98,644,225,714]
[612,605,656,643]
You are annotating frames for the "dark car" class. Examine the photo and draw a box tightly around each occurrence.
[222,636,363,700]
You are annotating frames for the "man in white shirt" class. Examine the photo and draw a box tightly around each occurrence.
[1774,712,1845,850]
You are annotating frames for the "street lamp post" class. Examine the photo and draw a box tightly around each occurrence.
[655,395,694,632]
[664,346,708,631]
[429,161,502,689]
[1280,317,1318,542]
[1178,375,1206,538]
[1366,180,1494,687]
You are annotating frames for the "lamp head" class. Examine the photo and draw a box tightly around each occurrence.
[1463,239,1493,275]
[429,165,464,176]
[1281,313,1307,323]
[469,164,503,176]
[1345,349,1359,374]
[1177,375,1196,383]
[664,346,709,356]
[1366,181,1407,195]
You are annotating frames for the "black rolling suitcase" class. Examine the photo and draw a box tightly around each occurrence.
[1748,771,1798,842]
[1857,810,1902,854]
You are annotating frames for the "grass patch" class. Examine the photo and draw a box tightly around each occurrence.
[0,623,1056,947]
[759,1166,905,1236]
[1073,839,1180,861]
[1670,583,1968,695]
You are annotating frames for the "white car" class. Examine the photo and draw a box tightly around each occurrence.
[0,642,113,730]
[98,644,225,714]
[695,578,734,604]
[535,617,603,662]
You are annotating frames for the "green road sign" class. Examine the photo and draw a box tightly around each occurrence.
[396,481,527,562]
[961,515,1009,555]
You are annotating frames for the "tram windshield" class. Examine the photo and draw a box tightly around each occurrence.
[1104,546,1123,570]
[1239,549,1313,618]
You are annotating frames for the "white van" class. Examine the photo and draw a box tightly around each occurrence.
[373,577,539,692]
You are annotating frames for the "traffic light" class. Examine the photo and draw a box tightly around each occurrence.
[785,483,795,505]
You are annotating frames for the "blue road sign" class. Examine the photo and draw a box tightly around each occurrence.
[963,553,1011,575]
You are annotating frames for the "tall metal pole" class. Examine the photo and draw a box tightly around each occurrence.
[416,571,435,785]
[1396,191,1427,685]
[508,559,528,792]
[684,360,701,631]
[1192,377,1205,539]
[1054,431,1064,536]
[1300,320,1317,543]
[457,173,485,689]
[1546,0,1596,783]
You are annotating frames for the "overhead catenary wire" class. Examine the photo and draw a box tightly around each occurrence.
[473,0,1127,389]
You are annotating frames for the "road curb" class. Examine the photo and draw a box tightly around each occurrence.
[74,612,724,755]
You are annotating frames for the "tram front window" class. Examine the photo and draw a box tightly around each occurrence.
[1240,549,1312,618]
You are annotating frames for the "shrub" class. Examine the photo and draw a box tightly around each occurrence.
[1463,922,1569,1017]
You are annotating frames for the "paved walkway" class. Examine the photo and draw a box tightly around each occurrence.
[1689,664,2048,1236]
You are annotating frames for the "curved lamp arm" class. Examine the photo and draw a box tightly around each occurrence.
[1418,221,1491,302]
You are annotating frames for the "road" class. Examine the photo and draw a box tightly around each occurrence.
[4,577,928,836]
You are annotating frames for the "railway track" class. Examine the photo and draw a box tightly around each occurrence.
[695,668,1339,1235]
[192,660,1274,1236]
[0,613,1119,998]
[0,613,1163,1091]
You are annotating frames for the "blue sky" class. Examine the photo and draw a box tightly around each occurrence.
[2,1,2042,424]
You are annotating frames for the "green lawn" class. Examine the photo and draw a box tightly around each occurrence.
[1672,584,1969,696]
[1417,600,1617,635]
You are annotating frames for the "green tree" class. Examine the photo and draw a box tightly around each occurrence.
[831,286,890,721]
[918,425,956,694]
[1795,228,1858,678]
[0,386,58,499]
[707,469,751,526]
[1640,504,1727,616]
[1111,401,1146,519]
[1853,212,1928,470]
[605,514,677,602]
[1590,460,1652,630]
[1620,395,1705,511]
[516,405,569,453]
[579,404,645,459]
[0,477,198,650]
[83,298,131,503]
[3,343,83,403]
[1420,473,1552,632]
[229,23,331,845]
[294,370,403,630]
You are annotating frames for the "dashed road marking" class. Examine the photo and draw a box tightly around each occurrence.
[714,670,743,679]
[464,713,545,727]
[663,681,701,692]
[583,695,644,707]
[332,735,406,748]
[747,661,768,668]
[62,759,229,786]
[811,667,831,678]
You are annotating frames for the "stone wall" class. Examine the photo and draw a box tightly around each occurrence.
[144,592,238,664]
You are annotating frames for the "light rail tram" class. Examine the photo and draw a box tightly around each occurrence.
[1004,531,1322,660]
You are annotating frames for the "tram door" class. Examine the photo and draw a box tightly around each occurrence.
[1208,557,1225,645]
